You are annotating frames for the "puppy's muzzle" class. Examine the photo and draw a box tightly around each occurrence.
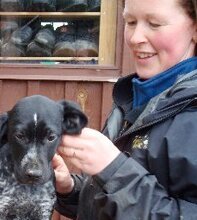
[19,158,46,183]
[24,168,42,181]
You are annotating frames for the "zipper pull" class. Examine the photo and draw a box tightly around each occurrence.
[119,120,130,136]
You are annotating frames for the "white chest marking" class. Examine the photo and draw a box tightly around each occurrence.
[33,113,38,127]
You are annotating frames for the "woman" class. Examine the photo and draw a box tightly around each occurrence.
[52,0,197,219]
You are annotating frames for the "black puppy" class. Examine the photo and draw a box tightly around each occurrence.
[0,95,87,220]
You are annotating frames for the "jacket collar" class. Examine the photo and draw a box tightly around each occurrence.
[132,57,197,108]
[113,57,197,112]
[113,74,134,114]
[115,69,197,138]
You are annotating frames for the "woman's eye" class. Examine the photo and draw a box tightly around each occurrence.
[149,22,161,28]
[47,134,57,142]
[127,21,137,26]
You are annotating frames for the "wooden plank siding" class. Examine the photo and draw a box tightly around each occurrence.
[0,80,114,130]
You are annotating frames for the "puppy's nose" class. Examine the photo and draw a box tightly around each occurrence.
[25,169,42,180]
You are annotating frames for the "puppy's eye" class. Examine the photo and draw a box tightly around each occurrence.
[47,134,57,142]
[14,132,25,141]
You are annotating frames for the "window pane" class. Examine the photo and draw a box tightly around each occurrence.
[0,0,101,65]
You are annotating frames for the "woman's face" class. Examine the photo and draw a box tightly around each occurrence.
[123,0,197,79]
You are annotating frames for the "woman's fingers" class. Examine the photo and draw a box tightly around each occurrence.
[57,127,120,175]
[52,153,68,171]
[58,145,83,158]
[52,154,74,194]
[52,154,63,167]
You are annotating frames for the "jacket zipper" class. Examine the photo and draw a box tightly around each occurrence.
[114,97,196,144]
[119,120,130,137]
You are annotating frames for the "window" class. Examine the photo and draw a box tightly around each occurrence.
[0,0,118,66]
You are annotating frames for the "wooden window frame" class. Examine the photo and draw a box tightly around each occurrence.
[0,0,124,82]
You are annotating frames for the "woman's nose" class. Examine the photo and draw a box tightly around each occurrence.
[129,24,147,46]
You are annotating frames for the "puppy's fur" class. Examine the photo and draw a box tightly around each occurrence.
[0,95,87,220]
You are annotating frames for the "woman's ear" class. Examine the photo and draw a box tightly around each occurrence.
[58,100,88,135]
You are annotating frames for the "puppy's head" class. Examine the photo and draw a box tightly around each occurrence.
[0,95,87,184]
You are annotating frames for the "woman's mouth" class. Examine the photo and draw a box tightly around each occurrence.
[136,52,156,59]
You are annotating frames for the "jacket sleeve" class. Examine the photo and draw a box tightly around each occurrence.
[91,109,197,220]
[148,108,197,219]
[92,153,180,220]
[54,174,84,219]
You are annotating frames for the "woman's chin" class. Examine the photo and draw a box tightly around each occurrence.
[135,67,161,80]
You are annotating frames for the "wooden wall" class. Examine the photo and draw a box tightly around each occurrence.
[0,80,114,130]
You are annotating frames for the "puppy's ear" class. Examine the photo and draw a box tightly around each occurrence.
[59,100,88,134]
[0,113,8,146]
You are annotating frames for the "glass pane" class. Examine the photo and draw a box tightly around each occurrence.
[0,0,101,65]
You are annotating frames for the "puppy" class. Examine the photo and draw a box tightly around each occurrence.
[0,95,88,220]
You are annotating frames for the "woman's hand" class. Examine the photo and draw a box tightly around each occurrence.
[57,127,120,175]
[52,154,74,194]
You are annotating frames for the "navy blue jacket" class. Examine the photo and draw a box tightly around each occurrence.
[55,58,197,220]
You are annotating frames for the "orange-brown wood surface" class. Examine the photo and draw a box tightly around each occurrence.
[0,80,114,130]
